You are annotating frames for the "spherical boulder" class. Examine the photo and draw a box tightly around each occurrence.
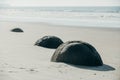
[51,41,103,66]
[35,36,63,49]
[11,28,24,32]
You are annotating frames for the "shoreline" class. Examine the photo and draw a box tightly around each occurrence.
[0,21,120,30]
[0,14,120,28]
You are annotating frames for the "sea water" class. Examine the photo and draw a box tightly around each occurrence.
[0,6,120,28]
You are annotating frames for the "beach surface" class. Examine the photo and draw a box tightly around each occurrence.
[0,21,120,80]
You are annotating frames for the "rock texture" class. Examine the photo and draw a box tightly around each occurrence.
[35,36,63,49]
[51,41,103,66]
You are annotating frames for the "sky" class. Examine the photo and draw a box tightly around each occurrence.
[0,0,120,6]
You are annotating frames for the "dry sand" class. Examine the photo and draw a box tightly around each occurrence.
[0,21,120,80]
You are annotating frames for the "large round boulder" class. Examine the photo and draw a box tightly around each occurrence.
[51,41,103,66]
[35,36,63,49]
[11,28,24,32]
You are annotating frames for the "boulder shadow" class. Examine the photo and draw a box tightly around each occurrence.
[68,64,115,71]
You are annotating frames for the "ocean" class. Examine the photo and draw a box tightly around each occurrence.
[0,6,120,28]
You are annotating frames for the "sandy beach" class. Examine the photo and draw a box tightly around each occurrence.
[0,21,120,80]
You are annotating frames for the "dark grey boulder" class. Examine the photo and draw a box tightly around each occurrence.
[35,36,63,49]
[11,28,23,32]
[51,41,103,66]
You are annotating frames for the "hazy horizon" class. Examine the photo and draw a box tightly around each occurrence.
[0,5,120,8]
[0,0,120,7]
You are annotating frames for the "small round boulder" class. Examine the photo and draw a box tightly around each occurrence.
[11,28,24,32]
[51,41,103,66]
[35,36,63,49]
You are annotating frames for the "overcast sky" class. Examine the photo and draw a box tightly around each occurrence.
[0,0,120,6]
